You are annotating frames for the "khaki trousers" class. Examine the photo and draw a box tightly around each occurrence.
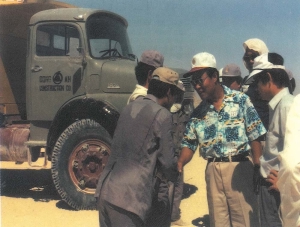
[205,160,259,227]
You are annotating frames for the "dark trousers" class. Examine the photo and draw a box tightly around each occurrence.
[171,172,184,221]
[146,179,171,227]
[259,182,282,227]
[98,197,144,227]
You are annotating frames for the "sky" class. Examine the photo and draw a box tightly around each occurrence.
[63,0,300,95]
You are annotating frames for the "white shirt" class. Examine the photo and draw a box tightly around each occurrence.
[127,84,148,104]
[260,88,294,177]
[277,94,300,227]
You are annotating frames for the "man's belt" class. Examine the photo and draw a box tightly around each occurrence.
[207,153,249,163]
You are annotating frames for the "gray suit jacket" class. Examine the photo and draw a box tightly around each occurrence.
[95,94,178,221]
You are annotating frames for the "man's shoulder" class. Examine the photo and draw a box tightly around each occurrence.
[280,94,295,108]
[224,87,249,103]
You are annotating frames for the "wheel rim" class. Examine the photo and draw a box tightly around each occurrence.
[68,139,110,194]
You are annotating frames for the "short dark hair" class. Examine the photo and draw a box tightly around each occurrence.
[191,67,220,82]
[148,79,183,99]
[290,78,296,93]
[268,52,284,65]
[206,67,220,82]
[255,68,290,90]
[222,76,243,87]
[135,62,156,85]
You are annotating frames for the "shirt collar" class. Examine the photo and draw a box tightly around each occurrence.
[223,85,236,102]
[268,87,290,110]
[144,94,158,103]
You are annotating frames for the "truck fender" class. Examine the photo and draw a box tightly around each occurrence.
[46,97,119,157]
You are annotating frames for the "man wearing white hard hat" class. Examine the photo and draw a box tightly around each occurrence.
[178,52,266,227]
[245,53,294,227]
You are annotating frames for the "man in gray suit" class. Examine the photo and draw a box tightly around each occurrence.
[95,67,184,227]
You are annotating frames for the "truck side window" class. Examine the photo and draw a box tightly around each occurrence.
[36,25,81,57]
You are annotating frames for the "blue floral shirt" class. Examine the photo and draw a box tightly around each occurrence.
[181,86,266,158]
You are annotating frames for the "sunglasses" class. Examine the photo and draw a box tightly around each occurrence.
[243,54,259,62]
[190,76,209,87]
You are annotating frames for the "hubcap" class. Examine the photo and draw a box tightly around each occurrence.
[68,139,110,194]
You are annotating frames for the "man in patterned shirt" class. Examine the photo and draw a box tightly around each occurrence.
[177,52,266,227]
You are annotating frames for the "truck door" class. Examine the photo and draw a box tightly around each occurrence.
[27,23,84,120]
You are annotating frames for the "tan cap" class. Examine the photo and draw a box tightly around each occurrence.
[222,63,241,77]
[152,67,185,91]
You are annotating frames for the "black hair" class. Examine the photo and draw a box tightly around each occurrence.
[191,67,220,82]
[290,78,296,94]
[135,62,156,85]
[255,68,291,92]
[222,76,243,87]
[148,79,184,99]
[268,52,284,65]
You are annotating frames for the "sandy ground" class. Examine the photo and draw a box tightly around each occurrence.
[0,153,209,227]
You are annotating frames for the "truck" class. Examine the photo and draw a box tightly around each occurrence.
[0,0,138,210]
[0,0,194,210]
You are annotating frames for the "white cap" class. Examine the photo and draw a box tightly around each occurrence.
[184,52,217,77]
[245,53,285,85]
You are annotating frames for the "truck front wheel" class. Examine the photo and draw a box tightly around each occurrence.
[51,119,111,210]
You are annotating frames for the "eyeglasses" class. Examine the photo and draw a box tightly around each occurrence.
[243,54,258,62]
[190,76,208,87]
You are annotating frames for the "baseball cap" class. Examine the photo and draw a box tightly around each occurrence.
[183,52,217,78]
[152,67,185,91]
[244,53,285,85]
[221,64,241,77]
[140,50,164,68]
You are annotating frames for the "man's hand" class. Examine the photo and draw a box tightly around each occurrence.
[266,169,279,191]
[177,161,183,173]
[177,147,194,173]
[253,164,261,194]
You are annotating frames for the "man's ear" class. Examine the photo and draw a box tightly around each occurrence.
[166,88,171,97]
[147,70,153,82]
[267,72,273,87]
[213,72,218,83]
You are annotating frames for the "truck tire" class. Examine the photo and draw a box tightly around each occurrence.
[51,119,111,210]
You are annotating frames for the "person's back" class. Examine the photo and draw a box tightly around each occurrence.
[99,96,177,219]
[96,67,184,227]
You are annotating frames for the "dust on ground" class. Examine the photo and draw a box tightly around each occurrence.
[1,154,209,227]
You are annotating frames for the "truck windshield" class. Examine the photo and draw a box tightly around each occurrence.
[86,14,134,60]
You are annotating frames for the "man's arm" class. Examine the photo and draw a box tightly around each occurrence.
[250,138,263,165]
[177,147,194,173]
[250,138,263,194]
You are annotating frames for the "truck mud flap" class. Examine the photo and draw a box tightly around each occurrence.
[0,124,30,162]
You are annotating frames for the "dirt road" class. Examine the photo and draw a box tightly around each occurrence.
[1,154,209,227]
